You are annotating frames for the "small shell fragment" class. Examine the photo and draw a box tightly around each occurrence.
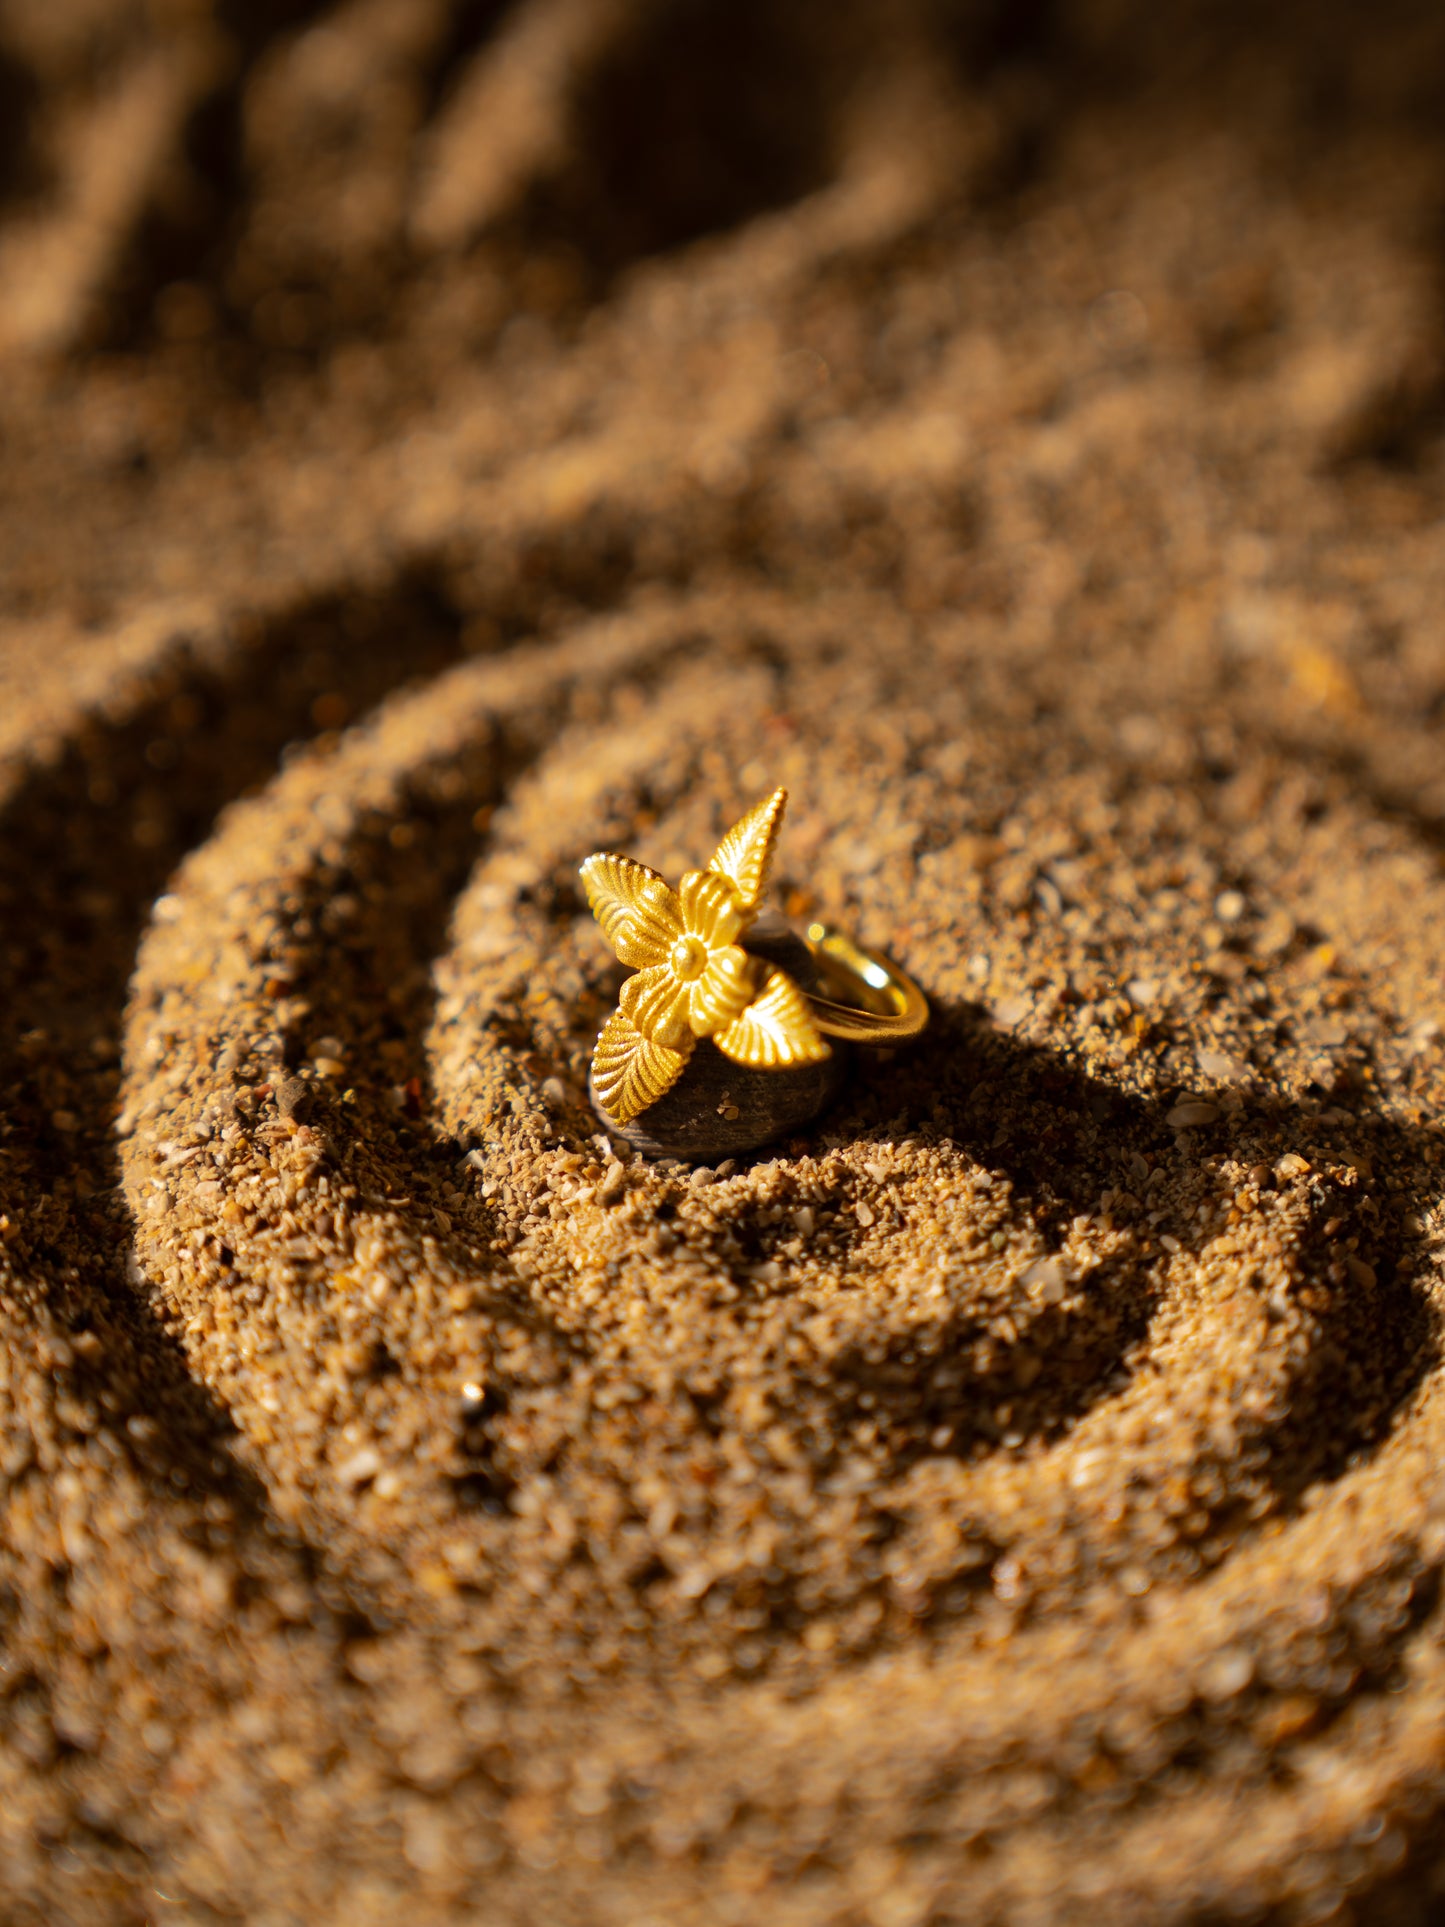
[1166,1099,1219,1129]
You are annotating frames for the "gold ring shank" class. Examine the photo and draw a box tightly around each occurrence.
[801,922,929,1045]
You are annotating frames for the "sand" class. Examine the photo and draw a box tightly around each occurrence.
[4,1,1445,1920]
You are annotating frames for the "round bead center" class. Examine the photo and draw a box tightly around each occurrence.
[670,934,709,982]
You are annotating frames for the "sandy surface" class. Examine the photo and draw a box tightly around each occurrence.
[5,1,1445,1921]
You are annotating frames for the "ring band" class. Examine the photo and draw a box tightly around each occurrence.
[801,922,930,1045]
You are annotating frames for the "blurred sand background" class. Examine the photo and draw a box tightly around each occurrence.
[5,1,1445,1921]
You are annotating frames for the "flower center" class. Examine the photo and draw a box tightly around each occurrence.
[669,934,709,982]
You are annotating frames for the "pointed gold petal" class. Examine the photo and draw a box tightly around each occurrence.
[620,962,693,1049]
[687,945,756,1038]
[579,853,683,967]
[591,1008,692,1123]
[713,967,831,1069]
[679,867,744,946]
[708,787,787,913]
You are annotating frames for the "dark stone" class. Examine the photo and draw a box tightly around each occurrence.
[275,1075,312,1121]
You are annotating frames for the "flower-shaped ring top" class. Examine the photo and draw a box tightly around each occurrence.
[580,788,829,1123]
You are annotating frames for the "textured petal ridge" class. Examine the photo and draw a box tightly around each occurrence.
[579,853,681,966]
[709,787,787,912]
[679,867,745,946]
[687,945,756,1036]
[620,962,694,1048]
[591,1009,691,1122]
[714,967,830,1069]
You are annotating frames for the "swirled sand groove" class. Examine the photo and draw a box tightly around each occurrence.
[112,590,1445,1922]
[7,2,1445,1922]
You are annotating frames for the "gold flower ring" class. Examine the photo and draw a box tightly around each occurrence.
[580,788,929,1124]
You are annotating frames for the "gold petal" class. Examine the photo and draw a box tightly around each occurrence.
[687,945,756,1037]
[708,787,787,912]
[591,1008,691,1123]
[579,853,682,967]
[620,962,693,1049]
[713,967,831,1069]
[679,867,744,946]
